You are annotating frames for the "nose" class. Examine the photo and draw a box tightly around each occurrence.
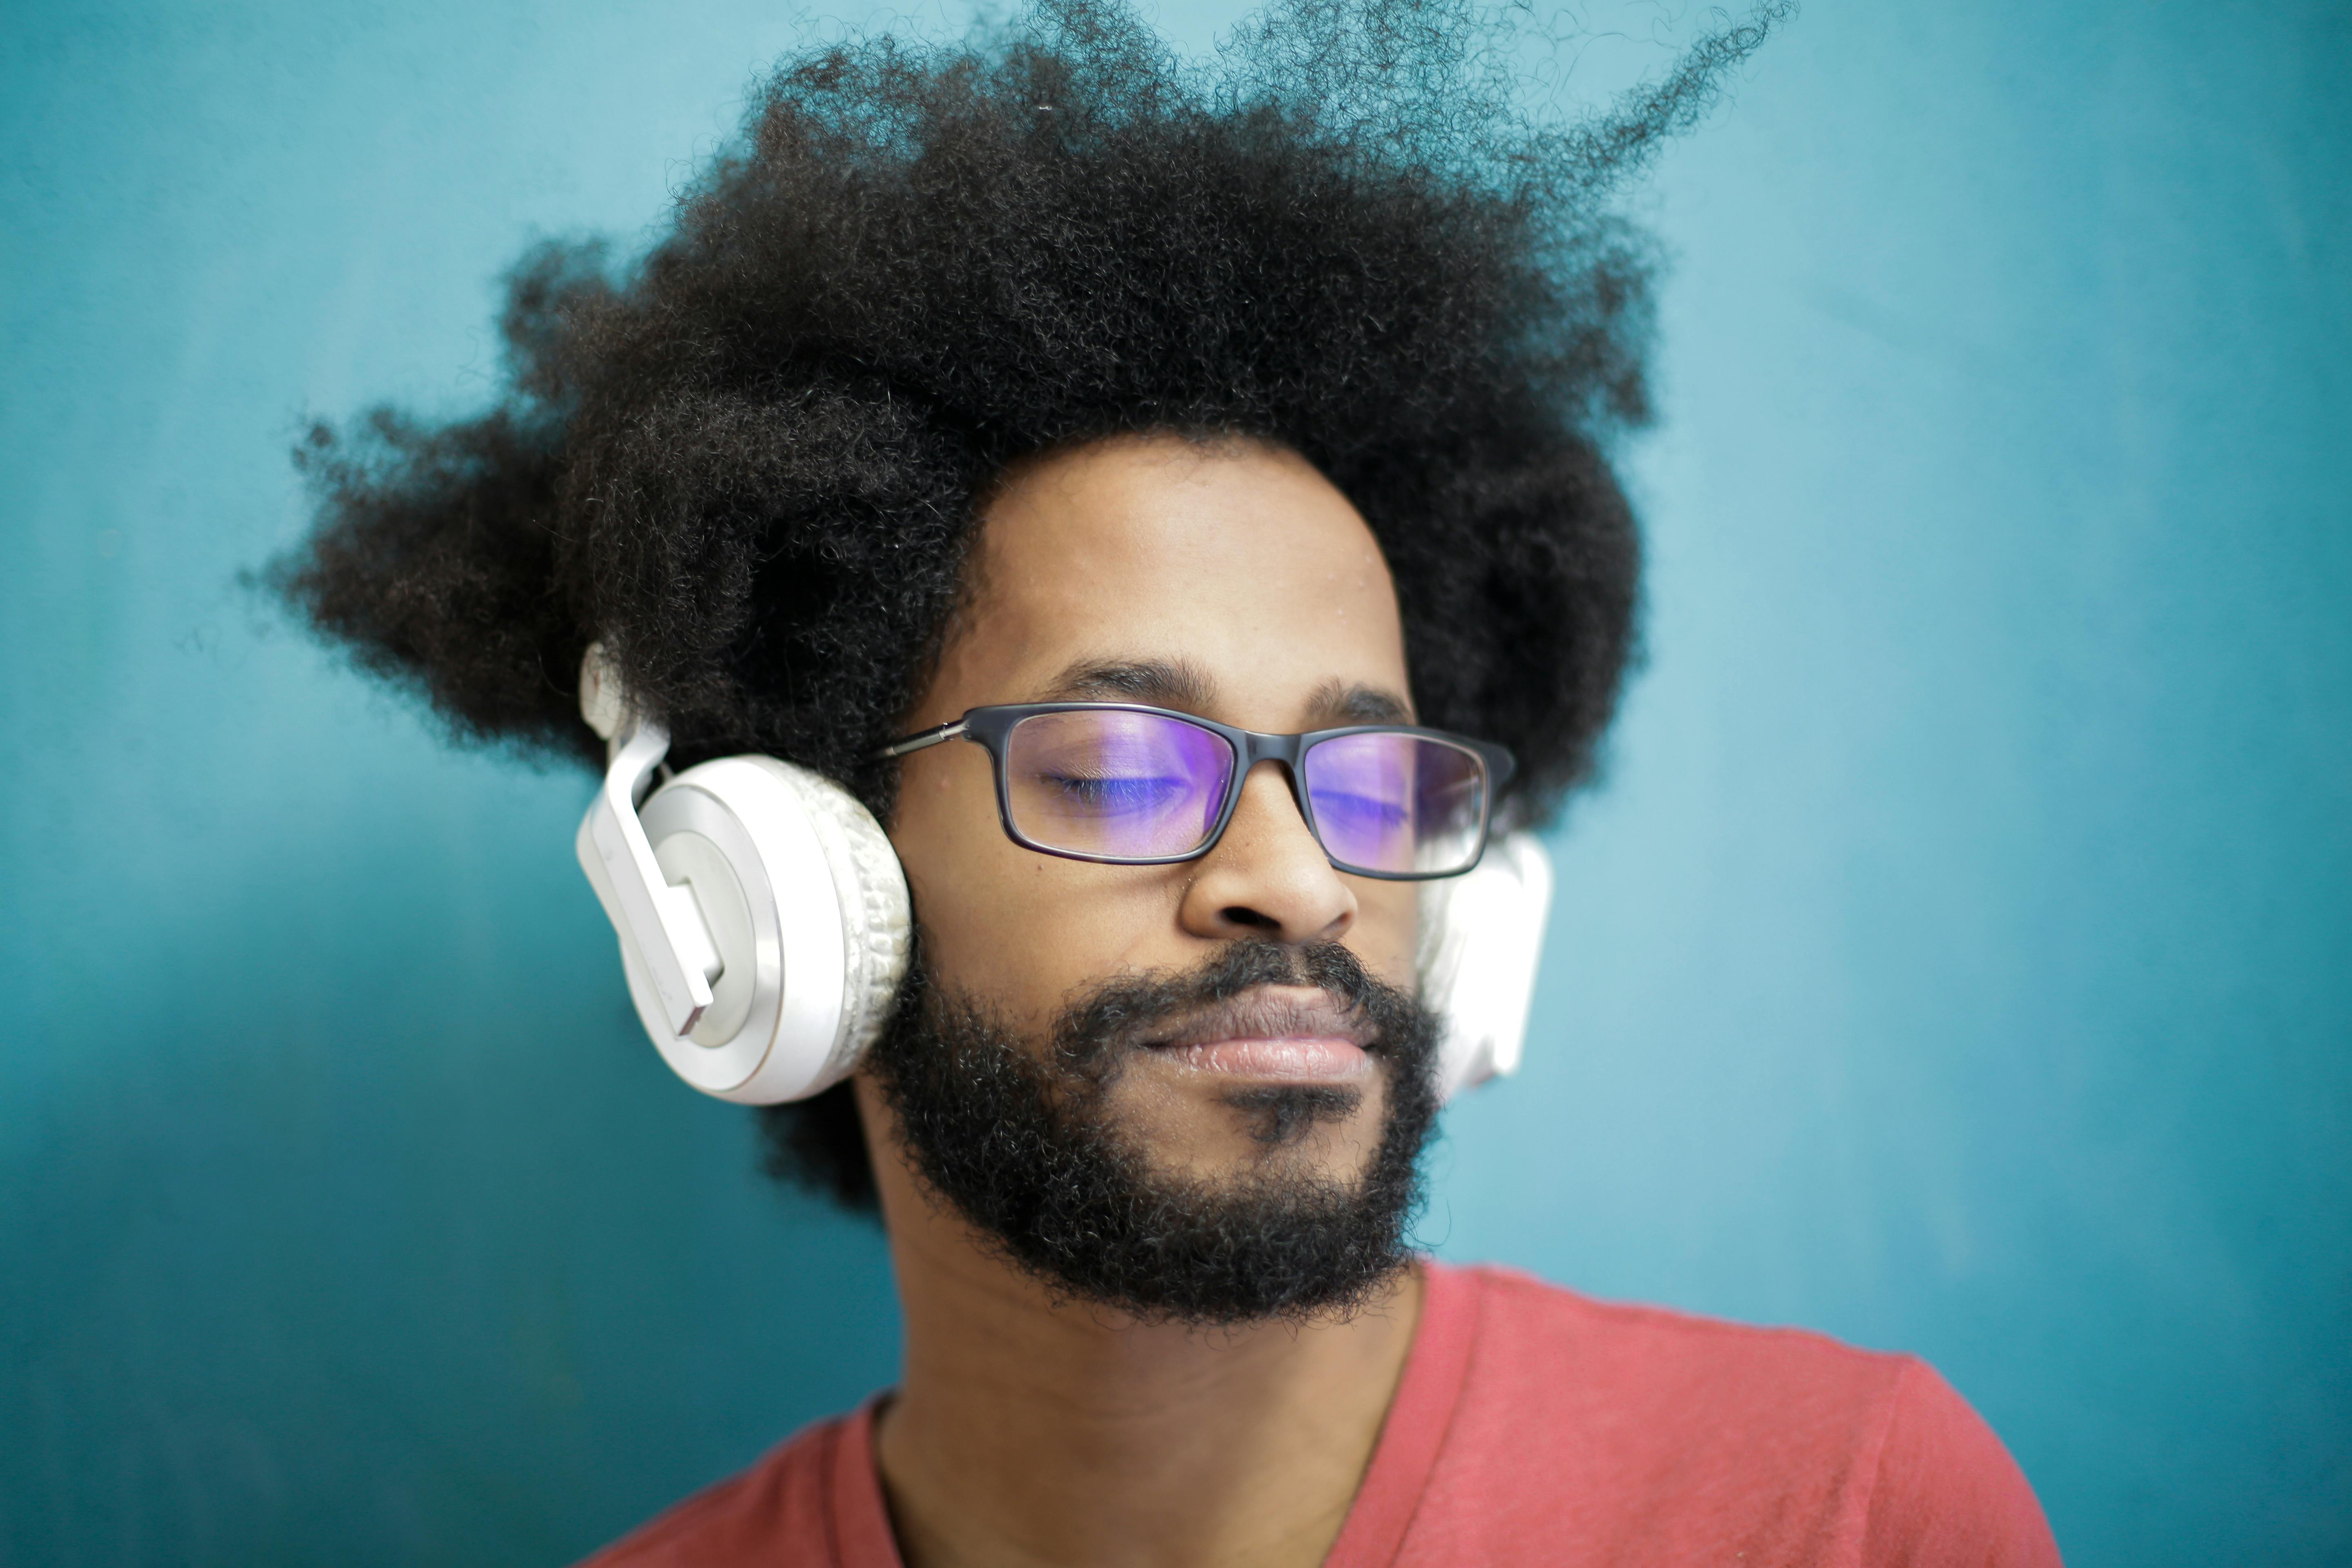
[1177,761,1356,944]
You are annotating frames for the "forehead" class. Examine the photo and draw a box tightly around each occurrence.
[945,434,1410,725]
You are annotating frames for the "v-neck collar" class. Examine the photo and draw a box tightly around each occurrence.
[826,1261,1481,1568]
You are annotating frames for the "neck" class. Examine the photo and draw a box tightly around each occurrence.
[854,1082,1422,1568]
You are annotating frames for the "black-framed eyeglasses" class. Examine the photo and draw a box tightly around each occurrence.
[878,703,1515,881]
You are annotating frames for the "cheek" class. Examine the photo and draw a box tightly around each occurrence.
[1347,879,1423,992]
[891,750,1186,1029]
[936,864,1191,1029]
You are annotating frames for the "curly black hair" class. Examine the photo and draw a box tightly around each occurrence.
[269,0,1784,1211]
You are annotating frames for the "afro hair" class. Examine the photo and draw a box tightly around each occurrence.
[269,0,1785,1210]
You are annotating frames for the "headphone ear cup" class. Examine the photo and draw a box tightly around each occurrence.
[1417,832,1554,1102]
[617,756,910,1105]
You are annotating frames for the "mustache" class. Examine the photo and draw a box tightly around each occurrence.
[1050,940,1412,1074]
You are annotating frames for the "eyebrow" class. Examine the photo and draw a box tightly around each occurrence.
[1040,659,1414,727]
[1305,677,1414,726]
[1041,657,1216,709]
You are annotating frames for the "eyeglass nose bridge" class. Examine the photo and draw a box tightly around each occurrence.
[1224,733,1322,847]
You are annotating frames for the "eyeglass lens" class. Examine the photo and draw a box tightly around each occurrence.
[1001,710,1487,873]
[1300,730,1486,874]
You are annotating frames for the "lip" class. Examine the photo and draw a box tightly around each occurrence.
[1144,987,1376,1083]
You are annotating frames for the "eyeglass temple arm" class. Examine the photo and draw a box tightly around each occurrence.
[875,719,969,760]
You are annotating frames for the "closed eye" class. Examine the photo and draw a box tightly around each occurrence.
[1312,790,1412,830]
[1045,773,1194,814]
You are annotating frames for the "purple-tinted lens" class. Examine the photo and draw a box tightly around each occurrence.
[1302,733,1487,875]
[1003,710,1235,859]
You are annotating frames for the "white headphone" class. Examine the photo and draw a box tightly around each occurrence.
[574,646,1551,1105]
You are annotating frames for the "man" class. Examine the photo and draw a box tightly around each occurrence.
[274,0,2063,1561]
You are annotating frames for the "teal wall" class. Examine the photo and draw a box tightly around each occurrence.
[3,2,2345,1562]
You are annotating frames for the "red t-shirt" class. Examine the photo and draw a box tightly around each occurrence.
[582,1262,2062,1566]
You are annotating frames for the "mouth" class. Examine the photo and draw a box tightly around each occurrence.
[1142,985,1376,1084]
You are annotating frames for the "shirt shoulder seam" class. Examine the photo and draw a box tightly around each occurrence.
[1852,1353,1926,1553]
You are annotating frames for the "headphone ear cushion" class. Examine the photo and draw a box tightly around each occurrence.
[746,756,912,1087]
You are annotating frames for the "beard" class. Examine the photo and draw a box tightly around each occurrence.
[863,937,1442,1327]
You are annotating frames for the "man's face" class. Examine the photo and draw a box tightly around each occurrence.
[877,433,1428,1271]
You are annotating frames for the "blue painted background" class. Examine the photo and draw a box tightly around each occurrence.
[3,1,2345,1562]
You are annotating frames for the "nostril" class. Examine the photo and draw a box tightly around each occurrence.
[1220,906,1280,931]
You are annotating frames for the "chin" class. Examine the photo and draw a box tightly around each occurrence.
[1121,1076,1390,1187]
